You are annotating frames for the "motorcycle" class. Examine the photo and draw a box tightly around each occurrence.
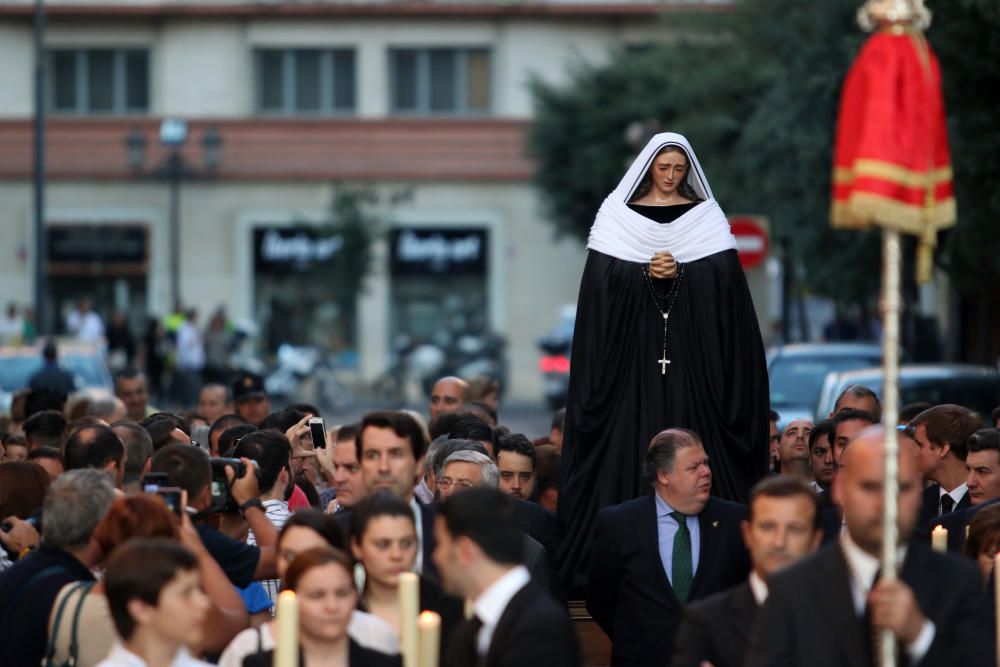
[265,344,354,412]
[537,305,575,411]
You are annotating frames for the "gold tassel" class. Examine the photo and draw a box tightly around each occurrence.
[916,240,933,284]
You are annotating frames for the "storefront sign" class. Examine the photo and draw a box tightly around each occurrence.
[390,228,487,276]
[254,227,344,273]
[47,225,147,264]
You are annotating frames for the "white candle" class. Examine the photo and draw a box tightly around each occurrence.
[417,611,441,667]
[398,572,419,667]
[274,590,299,667]
[931,525,947,552]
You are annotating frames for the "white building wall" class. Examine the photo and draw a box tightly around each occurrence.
[0,25,35,117]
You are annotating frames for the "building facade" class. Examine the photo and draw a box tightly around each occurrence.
[0,0,733,401]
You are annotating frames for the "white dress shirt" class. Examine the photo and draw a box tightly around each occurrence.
[473,565,531,656]
[748,570,769,606]
[939,483,967,514]
[95,642,212,667]
[409,497,424,574]
[839,533,936,663]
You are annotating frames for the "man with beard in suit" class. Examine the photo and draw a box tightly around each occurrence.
[586,428,750,666]
[671,476,823,667]
[747,426,994,667]
[437,488,579,667]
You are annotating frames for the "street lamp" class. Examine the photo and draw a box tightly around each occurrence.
[125,120,222,310]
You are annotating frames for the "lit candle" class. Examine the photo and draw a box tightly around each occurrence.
[398,572,419,667]
[275,590,299,667]
[931,525,947,552]
[417,611,441,667]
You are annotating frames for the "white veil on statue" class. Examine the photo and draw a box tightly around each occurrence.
[587,132,737,264]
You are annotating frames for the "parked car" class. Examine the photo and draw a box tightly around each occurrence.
[0,342,113,413]
[815,364,1000,422]
[767,343,884,428]
[537,305,576,411]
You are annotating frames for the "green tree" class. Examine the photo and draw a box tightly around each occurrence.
[529,0,1000,312]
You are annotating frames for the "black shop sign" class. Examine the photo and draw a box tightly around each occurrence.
[254,227,345,274]
[390,228,487,276]
[47,225,147,264]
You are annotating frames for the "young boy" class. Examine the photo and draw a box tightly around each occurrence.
[98,538,212,667]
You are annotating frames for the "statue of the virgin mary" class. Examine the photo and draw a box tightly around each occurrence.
[558,132,770,590]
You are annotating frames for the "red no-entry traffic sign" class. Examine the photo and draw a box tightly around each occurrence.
[730,217,770,270]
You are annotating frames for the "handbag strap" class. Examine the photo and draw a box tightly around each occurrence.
[66,580,96,664]
[43,580,88,667]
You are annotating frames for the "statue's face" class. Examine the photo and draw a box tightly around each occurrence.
[648,149,690,200]
[864,0,915,24]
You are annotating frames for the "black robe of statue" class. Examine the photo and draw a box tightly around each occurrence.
[557,204,769,593]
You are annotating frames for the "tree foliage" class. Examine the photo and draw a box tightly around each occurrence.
[529,0,1000,304]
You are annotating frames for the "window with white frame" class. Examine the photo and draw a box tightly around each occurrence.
[389,48,491,115]
[49,49,149,114]
[256,48,356,114]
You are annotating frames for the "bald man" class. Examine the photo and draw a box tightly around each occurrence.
[429,376,468,422]
[748,427,994,667]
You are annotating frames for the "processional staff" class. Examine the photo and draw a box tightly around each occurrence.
[831,1,957,666]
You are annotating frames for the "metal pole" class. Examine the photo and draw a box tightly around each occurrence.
[32,0,47,335]
[168,152,181,309]
[879,229,902,667]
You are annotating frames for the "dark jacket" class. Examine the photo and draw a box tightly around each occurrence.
[585,494,750,666]
[671,580,758,667]
[916,483,971,534]
[444,581,580,667]
[0,545,96,667]
[513,498,562,596]
[746,541,995,667]
[930,495,1000,553]
[242,638,401,667]
[28,362,76,396]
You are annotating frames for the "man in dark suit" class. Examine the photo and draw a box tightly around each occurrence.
[747,426,995,667]
[809,420,837,504]
[910,404,979,531]
[338,410,439,580]
[671,476,823,667]
[585,428,750,666]
[930,428,1000,552]
[436,488,579,667]
[436,448,551,591]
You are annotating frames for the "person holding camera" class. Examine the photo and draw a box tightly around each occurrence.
[231,430,296,603]
[148,444,279,588]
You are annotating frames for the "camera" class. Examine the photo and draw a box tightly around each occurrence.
[209,457,258,514]
[141,472,170,492]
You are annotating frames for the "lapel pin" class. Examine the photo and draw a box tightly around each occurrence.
[712,521,719,527]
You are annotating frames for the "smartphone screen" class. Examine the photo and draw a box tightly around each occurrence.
[308,417,326,448]
[154,487,183,516]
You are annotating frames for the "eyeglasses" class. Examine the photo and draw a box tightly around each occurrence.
[437,478,475,491]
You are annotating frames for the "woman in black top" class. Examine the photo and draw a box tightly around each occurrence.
[350,492,464,654]
[242,546,401,667]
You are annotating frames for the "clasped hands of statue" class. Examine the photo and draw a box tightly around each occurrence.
[649,251,678,279]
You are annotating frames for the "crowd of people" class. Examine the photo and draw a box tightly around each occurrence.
[2,339,1000,667]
